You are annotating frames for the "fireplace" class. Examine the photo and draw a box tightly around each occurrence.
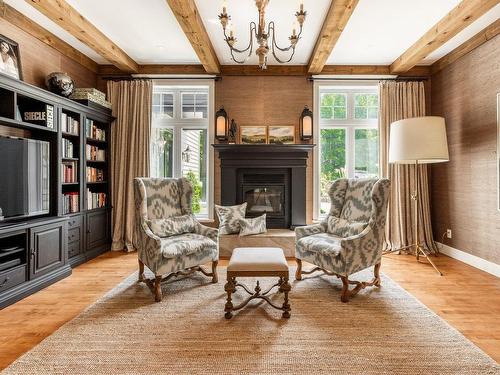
[239,169,290,228]
[213,144,314,229]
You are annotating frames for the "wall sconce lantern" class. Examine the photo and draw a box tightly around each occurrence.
[215,106,229,141]
[300,105,313,141]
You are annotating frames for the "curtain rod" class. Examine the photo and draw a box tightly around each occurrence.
[101,76,222,81]
[308,77,428,82]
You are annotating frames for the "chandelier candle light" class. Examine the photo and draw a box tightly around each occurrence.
[219,0,307,69]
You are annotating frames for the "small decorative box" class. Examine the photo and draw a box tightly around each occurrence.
[70,88,112,109]
[70,88,106,101]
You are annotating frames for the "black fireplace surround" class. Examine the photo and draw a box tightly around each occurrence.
[213,144,314,229]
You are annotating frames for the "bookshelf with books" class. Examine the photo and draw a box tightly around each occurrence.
[0,73,115,307]
[60,110,81,215]
[59,104,113,267]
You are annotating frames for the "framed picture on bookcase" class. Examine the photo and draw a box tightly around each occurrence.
[0,34,22,81]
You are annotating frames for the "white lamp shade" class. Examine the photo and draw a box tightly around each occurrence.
[389,116,449,164]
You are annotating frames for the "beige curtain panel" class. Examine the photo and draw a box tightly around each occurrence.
[107,80,152,251]
[379,81,437,252]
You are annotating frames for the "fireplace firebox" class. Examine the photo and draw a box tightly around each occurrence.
[213,144,314,229]
[239,169,290,228]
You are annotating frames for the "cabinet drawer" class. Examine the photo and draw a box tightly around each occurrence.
[68,241,81,258]
[0,265,26,292]
[67,215,82,229]
[68,227,80,243]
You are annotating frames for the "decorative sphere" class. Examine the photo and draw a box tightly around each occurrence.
[45,72,74,97]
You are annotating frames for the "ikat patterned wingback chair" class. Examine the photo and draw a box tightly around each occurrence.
[134,177,219,302]
[295,178,390,302]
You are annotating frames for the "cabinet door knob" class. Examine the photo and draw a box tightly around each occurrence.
[1,277,9,287]
[30,248,36,257]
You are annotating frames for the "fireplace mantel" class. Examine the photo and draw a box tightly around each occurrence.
[212,144,315,152]
[213,144,315,229]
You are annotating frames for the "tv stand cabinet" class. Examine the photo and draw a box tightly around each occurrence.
[0,74,114,308]
[0,217,71,308]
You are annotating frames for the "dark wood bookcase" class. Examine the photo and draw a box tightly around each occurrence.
[0,74,114,308]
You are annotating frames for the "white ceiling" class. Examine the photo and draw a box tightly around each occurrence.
[327,0,463,65]
[195,0,332,65]
[4,0,107,63]
[4,0,500,68]
[5,0,201,65]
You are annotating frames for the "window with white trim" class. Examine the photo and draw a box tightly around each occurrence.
[150,83,214,218]
[315,84,379,218]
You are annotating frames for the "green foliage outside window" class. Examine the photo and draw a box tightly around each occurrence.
[354,94,378,119]
[185,170,202,214]
[320,93,347,119]
[320,128,346,211]
[354,129,379,176]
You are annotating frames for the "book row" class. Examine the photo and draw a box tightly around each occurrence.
[87,190,107,210]
[86,145,105,161]
[61,161,78,183]
[61,112,80,135]
[63,192,79,214]
[62,138,76,159]
[86,119,106,141]
[86,167,105,182]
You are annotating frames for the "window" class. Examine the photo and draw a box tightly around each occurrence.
[320,93,346,119]
[152,92,174,119]
[314,83,379,218]
[150,83,214,219]
[181,93,208,119]
[354,93,378,119]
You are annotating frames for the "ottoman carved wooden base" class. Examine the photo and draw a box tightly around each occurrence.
[224,247,291,319]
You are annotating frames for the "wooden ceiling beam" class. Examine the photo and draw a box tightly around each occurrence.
[0,2,99,73]
[98,64,431,77]
[220,65,308,76]
[391,0,499,73]
[165,0,220,74]
[98,64,207,76]
[431,19,500,74]
[307,0,359,74]
[24,0,138,73]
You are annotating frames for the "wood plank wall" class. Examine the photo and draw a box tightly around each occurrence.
[0,19,97,89]
[430,35,500,264]
[214,76,314,223]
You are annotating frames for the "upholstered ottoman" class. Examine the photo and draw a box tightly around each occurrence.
[224,247,291,319]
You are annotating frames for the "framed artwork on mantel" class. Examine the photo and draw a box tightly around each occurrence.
[240,126,268,144]
[268,125,295,144]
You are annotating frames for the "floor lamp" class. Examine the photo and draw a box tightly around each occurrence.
[386,116,449,276]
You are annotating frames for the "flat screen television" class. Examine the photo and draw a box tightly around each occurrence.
[0,136,50,222]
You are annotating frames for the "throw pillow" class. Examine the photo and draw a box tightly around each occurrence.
[215,202,247,235]
[147,214,197,237]
[239,214,267,237]
[327,216,367,238]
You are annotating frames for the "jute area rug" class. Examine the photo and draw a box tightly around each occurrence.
[2,267,499,375]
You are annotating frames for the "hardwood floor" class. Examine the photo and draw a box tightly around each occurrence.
[0,251,498,370]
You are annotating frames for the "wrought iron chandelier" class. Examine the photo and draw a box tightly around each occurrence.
[218,0,307,70]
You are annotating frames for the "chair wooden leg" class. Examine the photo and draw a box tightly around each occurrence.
[340,276,350,303]
[154,275,162,302]
[212,260,219,283]
[224,277,236,319]
[373,262,381,287]
[340,263,382,303]
[138,259,145,282]
[295,258,302,281]
[280,277,291,319]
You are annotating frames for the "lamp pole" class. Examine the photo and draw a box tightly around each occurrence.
[413,160,442,275]
[384,160,442,275]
